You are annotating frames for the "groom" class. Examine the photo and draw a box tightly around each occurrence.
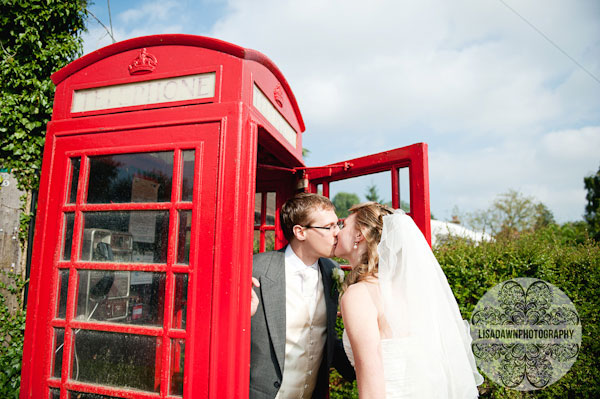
[250,193,355,398]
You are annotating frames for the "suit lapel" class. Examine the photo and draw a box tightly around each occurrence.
[260,250,286,373]
[319,259,336,363]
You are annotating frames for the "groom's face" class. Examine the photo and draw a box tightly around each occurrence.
[301,207,339,259]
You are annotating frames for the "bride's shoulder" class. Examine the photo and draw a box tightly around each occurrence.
[341,279,379,307]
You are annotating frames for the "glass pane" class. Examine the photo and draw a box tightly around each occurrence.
[62,213,75,261]
[181,150,195,202]
[399,167,410,212]
[76,270,165,326]
[266,192,276,226]
[264,230,275,252]
[329,171,391,218]
[253,230,260,254]
[177,211,191,264]
[69,158,80,204]
[316,183,323,195]
[170,339,185,396]
[80,211,169,264]
[72,330,158,392]
[50,388,60,399]
[87,151,174,203]
[53,328,65,378]
[69,392,122,399]
[172,274,188,330]
[57,269,69,319]
[254,193,261,225]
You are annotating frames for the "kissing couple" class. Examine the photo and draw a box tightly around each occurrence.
[250,193,483,398]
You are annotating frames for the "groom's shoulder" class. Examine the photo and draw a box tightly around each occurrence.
[252,248,284,271]
[318,257,339,271]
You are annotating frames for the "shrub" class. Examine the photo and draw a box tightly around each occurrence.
[329,226,599,397]
[436,227,600,398]
[0,272,27,399]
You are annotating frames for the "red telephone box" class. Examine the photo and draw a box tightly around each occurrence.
[20,34,430,399]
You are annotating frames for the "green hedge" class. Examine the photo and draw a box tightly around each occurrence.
[2,226,596,398]
[330,226,599,397]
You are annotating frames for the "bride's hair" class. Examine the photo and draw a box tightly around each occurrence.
[342,202,394,292]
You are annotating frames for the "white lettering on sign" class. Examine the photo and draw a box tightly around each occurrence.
[253,84,297,148]
[71,72,216,113]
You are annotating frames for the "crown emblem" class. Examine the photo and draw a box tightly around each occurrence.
[273,84,284,108]
[128,48,158,75]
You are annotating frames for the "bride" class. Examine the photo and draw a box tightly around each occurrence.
[335,202,483,398]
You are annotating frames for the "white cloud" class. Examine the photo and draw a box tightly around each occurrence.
[81,0,600,223]
[209,0,599,135]
[429,125,599,222]
[211,0,600,221]
[541,126,600,162]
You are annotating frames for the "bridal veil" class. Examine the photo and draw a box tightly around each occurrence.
[377,211,483,398]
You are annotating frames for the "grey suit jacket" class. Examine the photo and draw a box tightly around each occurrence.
[249,248,355,399]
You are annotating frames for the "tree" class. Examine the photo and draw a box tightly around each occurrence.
[584,165,600,240]
[364,183,410,212]
[533,202,555,230]
[332,192,360,218]
[365,183,382,203]
[467,189,556,238]
[0,0,89,191]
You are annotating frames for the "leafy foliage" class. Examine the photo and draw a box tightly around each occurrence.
[0,272,27,399]
[330,274,358,398]
[0,0,88,192]
[365,183,383,203]
[584,165,600,241]
[332,192,360,218]
[0,2,88,396]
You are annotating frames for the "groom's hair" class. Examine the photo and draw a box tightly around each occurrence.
[280,193,335,242]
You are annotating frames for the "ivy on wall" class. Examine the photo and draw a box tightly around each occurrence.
[0,0,89,192]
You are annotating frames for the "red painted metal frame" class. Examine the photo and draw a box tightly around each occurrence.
[22,33,433,399]
[253,188,291,253]
[52,34,305,133]
[254,192,277,253]
[303,143,432,245]
[23,123,220,399]
[22,35,307,399]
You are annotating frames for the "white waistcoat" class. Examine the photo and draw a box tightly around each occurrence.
[275,268,327,398]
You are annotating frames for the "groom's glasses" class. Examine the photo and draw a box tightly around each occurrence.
[303,220,344,231]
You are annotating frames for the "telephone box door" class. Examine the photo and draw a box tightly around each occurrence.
[303,143,431,244]
[25,122,218,398]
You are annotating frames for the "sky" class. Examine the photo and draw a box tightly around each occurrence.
[82,0,600,223]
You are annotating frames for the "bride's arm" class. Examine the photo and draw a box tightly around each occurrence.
[341,283,386,398]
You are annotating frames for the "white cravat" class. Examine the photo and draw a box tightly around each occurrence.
[285,246,320,318]
[299,265,318,296]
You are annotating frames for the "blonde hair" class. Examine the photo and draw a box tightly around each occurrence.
[342,202,394,292]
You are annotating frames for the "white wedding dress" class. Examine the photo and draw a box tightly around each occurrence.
[343,331,417,398]
[342,211,483,398]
